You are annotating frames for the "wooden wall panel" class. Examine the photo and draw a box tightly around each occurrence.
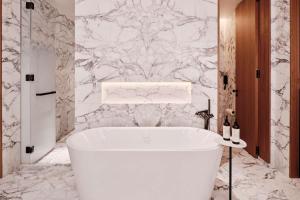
[236,0,271,162]
[258,0,271,163]
[290,0,300,178]
[236,0,259,157]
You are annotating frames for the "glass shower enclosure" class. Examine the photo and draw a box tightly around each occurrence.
[21,0,56,163]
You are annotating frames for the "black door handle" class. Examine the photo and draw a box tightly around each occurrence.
[36,91,56,96]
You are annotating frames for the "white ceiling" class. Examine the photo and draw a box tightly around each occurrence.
[219,0,242,18]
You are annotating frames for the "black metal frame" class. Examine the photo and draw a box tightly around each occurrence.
[26,2,34,10]
[229,147,232,200]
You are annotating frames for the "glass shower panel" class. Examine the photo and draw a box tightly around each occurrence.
[21,0,56,163]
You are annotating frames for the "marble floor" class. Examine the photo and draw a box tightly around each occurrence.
[0,141,300,200]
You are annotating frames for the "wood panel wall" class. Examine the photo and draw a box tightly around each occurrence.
[257,0,271,163]
[290,0,300,178]
[236,0,270,161]
[236,0,259,157]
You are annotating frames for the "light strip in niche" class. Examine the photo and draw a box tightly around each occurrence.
[101,82,192,104]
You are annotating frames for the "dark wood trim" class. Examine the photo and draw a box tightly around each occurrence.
[290,0,300,178]
[258,0,271,163]
[0,0,3,178]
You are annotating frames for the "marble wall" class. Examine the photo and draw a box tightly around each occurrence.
[21,0,75,140]
[2,0,74,176]
[218,15,236,132]
[75,0,218,131]
[101,82,192,104]
[270,0,290,176]
[1,0,290,178]
[22,0,75,140]
[2,0,21,176]
[50,1,75,139]
[21,0,75,141]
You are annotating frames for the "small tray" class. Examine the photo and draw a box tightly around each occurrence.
[216,137,247,149]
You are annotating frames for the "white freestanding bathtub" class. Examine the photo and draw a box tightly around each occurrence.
[67,127,223,200]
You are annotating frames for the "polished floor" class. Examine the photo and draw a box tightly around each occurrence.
[0,139,299,200]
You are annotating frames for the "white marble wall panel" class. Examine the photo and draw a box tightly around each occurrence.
[50,1,75,139]
[22,0,75,140]
[102,82,192,104]
[2,0,21,176]
[271,0,290,176]
[218,15,236,132]
[75,0,218,131]
[35,0,75,140]
[2,0,74,176]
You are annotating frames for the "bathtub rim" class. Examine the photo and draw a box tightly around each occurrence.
[66,127,223,152]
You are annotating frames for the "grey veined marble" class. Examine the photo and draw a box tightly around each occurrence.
[1,141,299,200]
[101,82,192,104]
[75,0,218,131]
[218,14,236,132]
[25,0,75,140]
[2,0,21,176]
[270,0,290,176]
[2,0,75,176]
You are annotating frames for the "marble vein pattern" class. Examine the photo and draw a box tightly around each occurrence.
[52,1,75,139]
[75,0,218,131]
[2,0,74,176]
[101,82,192,104]
[270,0,290,176]
[2,0,21,176]
[218,15,236,132]
[218,150,300,200]
[21,0,75,140]
[1,141,299,200]
[0,164,79,200]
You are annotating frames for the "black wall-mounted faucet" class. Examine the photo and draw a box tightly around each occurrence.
[195,99,214,130]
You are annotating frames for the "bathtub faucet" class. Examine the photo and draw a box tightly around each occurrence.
[195,99,214,130]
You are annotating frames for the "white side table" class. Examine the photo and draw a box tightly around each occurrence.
[217,137,247,200]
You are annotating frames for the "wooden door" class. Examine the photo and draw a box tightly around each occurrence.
[236,0,270,160]
[290,0,300,178]
[236,0,259,157]
[257,0,271,163]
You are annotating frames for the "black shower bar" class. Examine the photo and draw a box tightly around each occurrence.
[36,91,56,96]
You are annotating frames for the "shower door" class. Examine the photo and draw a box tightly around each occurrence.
[21,0,56,163]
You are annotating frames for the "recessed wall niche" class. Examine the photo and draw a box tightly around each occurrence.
[101,82,192,104]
